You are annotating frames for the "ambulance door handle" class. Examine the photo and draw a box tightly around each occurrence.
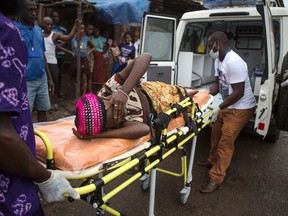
[258,108,266,119]
[156,72,164,78]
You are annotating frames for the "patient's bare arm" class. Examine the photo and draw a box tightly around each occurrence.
[0,112,51,183]
[73,121,150,140]
[106,53,152,110]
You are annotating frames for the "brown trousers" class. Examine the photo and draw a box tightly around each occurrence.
[208,107,255,184]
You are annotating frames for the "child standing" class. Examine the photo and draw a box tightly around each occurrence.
[118,32,135,72]
[111,40,122,76]
[59,24,96,100]
[103,39,114,80]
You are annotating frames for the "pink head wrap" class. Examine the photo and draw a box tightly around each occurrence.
[75,93,106,136]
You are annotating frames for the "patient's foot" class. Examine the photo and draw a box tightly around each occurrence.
[187,89,199,97]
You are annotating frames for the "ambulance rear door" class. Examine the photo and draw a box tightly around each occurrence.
[140,13,177,84]
[254,0,277,138]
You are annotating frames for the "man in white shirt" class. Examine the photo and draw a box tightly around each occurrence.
[197,31,256,193]
[42,17,77,110]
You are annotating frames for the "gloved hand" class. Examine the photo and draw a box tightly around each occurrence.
[211,105,221,123]
[36,170,80,202]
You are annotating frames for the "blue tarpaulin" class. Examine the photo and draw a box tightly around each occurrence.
[87,0,150,25]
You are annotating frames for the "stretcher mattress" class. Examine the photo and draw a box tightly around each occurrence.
[35,90,211,171]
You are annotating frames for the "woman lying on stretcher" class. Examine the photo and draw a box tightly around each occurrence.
[72,53,199,140]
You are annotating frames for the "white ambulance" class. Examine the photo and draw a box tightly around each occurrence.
[140,0,288,142]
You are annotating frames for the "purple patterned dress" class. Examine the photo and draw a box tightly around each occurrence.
[0,12,41,216]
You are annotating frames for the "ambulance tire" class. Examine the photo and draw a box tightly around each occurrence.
[275,53,288,131]
[264,129,280,143]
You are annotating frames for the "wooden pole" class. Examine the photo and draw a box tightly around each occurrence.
[76,0,82,99]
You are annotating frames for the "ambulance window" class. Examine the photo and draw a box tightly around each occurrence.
[180,24,203,53]
[236,37,263,50]
[142,17,175,61]
[235,26,263,50]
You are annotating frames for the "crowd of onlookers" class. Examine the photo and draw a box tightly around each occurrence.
[2,0,142,123]
[51,11,140,114]
[37,8,142,121]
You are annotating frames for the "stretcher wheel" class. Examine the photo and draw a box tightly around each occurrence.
[179,186,191,204]
[140,174,150,191]
[96,209,105,216]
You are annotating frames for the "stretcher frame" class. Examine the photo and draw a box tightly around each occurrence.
[35,95,213,216]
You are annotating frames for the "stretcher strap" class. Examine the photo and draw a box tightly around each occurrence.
[138,155,147,175]
[190,119,199,135]
[153,112,171,146]
[175,86,190,128]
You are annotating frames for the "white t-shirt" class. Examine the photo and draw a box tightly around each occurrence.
[214,50,256,109]
[133,39,140,58]
[44,32,57,64]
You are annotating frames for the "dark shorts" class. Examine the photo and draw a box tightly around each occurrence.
[71,57,89,77]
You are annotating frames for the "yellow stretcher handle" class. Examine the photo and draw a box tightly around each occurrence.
[34,129,53,160]
[34,129,97,196]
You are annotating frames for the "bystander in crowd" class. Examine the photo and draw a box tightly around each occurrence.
[59,23,96,100]
[51,11,68,99]
[90,27,108,92]
[118,32,135,72]
[15,0,54,122]
[42,16,78,111]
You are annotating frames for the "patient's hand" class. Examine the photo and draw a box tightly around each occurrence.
[72,128,91,140]
[106,90,128,109]
[105,89,129,117]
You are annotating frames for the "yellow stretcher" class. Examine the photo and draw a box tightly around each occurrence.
[34,91,214,216]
